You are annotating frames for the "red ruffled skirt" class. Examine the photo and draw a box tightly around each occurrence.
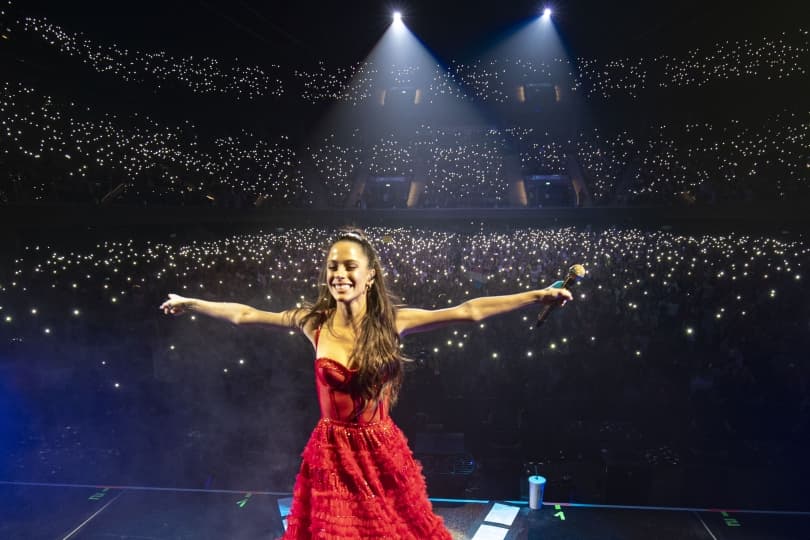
[280,416,452,539]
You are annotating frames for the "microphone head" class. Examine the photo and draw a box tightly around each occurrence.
[568,264,586,280]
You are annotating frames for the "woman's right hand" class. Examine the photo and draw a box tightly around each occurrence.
[160,293,191,316]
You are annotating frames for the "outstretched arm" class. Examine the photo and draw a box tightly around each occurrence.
[160,293,301,329]
[396,286,572,337]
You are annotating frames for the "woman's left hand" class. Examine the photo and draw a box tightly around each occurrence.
[540,286,573,306]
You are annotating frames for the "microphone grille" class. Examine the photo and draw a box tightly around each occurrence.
[568,264,587,279]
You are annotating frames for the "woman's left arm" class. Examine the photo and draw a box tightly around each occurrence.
[396,287,572,337]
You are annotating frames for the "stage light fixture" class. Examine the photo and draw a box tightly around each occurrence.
[393,11,402,22]
[542,7,552,18]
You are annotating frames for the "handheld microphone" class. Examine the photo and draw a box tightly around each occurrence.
[536,264,586,328]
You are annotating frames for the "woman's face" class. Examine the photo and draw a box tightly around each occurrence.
[326,241,375,304]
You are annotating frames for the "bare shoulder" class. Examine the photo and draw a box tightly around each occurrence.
[299,310,326,349]
[395,307,427,336]
[395,307,416,323]
[300,317,317,348]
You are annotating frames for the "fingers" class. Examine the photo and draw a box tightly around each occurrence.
[551,288,572,298]
[159,294,183,315]
[161,305,182,316]
[551,288,573,306]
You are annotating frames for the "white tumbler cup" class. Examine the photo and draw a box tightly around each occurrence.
[528,475,546,510]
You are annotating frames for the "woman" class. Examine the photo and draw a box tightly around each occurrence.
[160,228,572,539]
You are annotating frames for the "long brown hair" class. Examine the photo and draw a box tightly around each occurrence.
[297,227,406,412]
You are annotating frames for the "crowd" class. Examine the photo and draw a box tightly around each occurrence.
[1,0,807,511]
[0,82,312,206]
[15,15,285,100]
[1,226,807,488]
[2,3,806,209]
[573,30,807,99]
[574,113,809,204]
[6,9,806,102]
[5,80,804,208]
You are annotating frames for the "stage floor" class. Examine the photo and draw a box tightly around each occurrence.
[1,480,808,539]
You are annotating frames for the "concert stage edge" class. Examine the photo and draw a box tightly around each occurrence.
[1,481,808,539]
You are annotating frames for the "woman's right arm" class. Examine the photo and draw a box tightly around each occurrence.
[160,293,301,329]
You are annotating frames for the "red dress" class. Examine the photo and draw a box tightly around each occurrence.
[281,326,452,539]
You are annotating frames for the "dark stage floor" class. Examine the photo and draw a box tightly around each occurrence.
[2,481,808,539]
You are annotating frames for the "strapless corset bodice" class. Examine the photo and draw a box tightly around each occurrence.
[314,355,387,423]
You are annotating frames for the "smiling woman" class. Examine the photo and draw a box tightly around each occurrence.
[296,228,405,411]
[159,225,571,538]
